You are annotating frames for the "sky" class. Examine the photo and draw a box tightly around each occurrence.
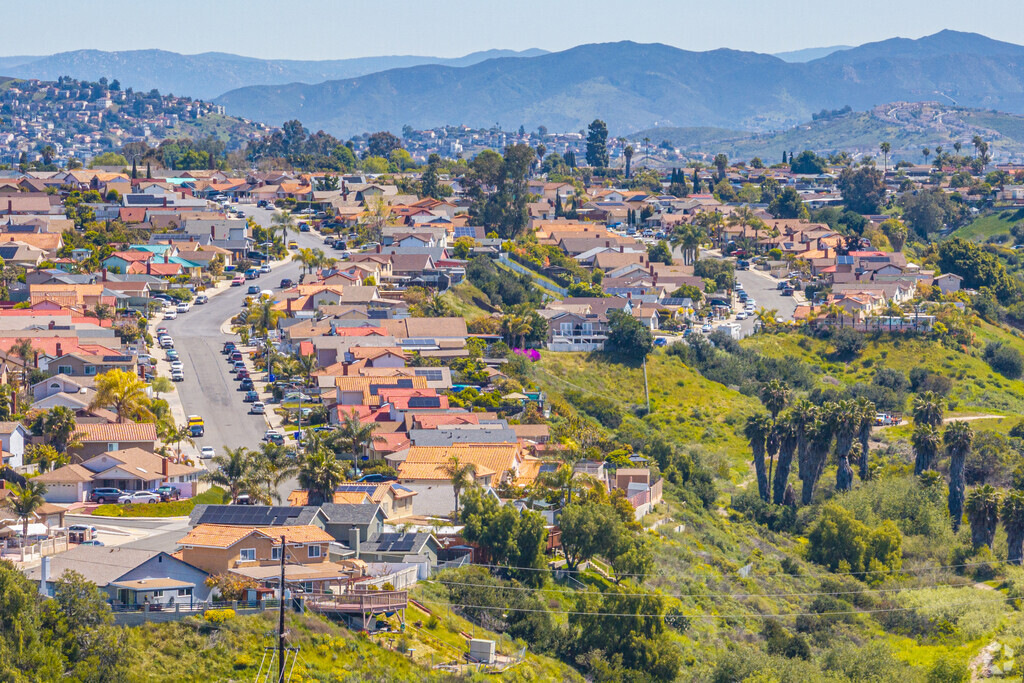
[6,0,1024,59]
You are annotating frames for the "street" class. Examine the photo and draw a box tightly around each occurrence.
[733,268,801,337]
[158,206,326,460]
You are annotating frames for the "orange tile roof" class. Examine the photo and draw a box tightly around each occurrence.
[286,490,371,506]
[397,461,496,480]
[400,444,521,482]
[178,524,333,549]
[74,421,157,443]
[335,375,427,392]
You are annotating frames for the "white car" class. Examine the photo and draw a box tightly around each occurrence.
[176,302,190,313]
[259,263,271,273]
[736,311,748,320]
[162,309,177,320]
[170,360,184,371]
[171,369,185,382]
[249,402,266,415]
[200,446,215,459]
[118,491,160,504]
[263,429,284,442]
[735,282,743,290]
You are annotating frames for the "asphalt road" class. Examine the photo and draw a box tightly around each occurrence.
[734,268,800,337]
[159,206,326,460]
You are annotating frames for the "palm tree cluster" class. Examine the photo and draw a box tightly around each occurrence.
[745,382,879,506]
[963,485,1024,565]
[668,224,704,266]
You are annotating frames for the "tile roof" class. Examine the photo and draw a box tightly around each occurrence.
[74,422,158,443]
[177,524,333,549]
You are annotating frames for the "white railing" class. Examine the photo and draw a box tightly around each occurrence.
[1,536,68,562]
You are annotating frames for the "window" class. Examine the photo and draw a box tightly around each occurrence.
[152,590,164,597]
[581,323,594,335]
[307,545,322,559]
[57,365,72,375]
[177,588,192,597]
[84,366,97,376]
[239,548,256,561]
[302,581,314,593]
[559,322,573,335]
[107,443,119,452]
[271,546,282,561]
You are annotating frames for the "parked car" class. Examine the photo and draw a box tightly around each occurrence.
[259,263,271,273]
[171,369,185,381]
[240,377,254,391]
[356,473,397,483]
[279,278,294,288]
[232,360,246,372]
[154,486,181,502]
[263,429,284,444]
[200,446,215,459]
[170,360,184,372]
[222,342,236,354]
[119,491,161,504]
[243,390,260,403]
[162,308,177,320]
[288,241,298,249]
[194,294,209,305]
[166,350,179,361]
[229,351,243,362]
[231,275,246,286]
[176,302,190,313]
[155,327,168,335]
[249,401,266,414]
[247,285,261,295]
[79,540,105,546]
[160,338,174,349]
[89,488,125,504]
[736,311,748,320]
[299,222,310,232]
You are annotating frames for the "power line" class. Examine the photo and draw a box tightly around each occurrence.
[415,592,1020,620]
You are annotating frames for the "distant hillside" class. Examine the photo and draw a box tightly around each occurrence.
[2,48,547,100]
[638,103,1024,163]
[772,45,851,62]
[214,30,1024,139]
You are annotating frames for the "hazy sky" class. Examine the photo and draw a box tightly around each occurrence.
[8,0,1024,59]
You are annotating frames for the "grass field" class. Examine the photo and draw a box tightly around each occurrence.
[949,208,1024,242]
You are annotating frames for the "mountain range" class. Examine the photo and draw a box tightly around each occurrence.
[0,48,548,100]
[208,30,1024,138]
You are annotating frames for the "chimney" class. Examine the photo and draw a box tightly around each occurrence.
[164,251,168,264]
[33,351,38,368]
[146,261,151,275]
[55,342,62,357]
[162,456,169,478]
[162,197,167,207]
[649,265,654,275]
[348,526,360,558]
[48,320,55,330]
[619,245,624,253]
[6,200,11,214]
[101,267,107,282]
[39,556,50,596]
[376,245,381,253]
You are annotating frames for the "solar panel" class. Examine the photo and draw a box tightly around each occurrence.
[414,369,444,382]
[402,338,436,347]
[454,226,476,239]
[408,397,441,408]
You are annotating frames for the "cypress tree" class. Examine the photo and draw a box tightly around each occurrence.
[693,169,700,193]
[555,193,563,218]
[146,162,152,179]
[131,159,137,179]
[782,150,787,164]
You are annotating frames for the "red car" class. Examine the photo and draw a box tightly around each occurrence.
[236,369,250,381]
[231,274,245,286]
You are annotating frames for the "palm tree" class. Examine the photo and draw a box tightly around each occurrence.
[799,412,833,505]
[912,391,945,429]
[879,142,891,174]
[167,424,195,460]
[503,314,533,349]
[298,450,347,505]
[912,423,941,475]
[270,210,296,245]
[10,338,35,368]
[965,484,1001,550]
[90,368,152,423]
[440,455,477,516]
[922,148,930,164]
[624,146,634,178]
[829,400,859,492]
[42,405,78,453]
[944,421,974,532]
[854,397,876,480]
[755,307,779,333]
[295,353,319,388]
[745,413,772,502]
[420,294,452,318]
[772,412,800,505]
[669,224,703,266]
[1002,490,1024,565]
[331,409,381,462]
[203,446,253,503]
[2,481,47,541]
[539,463,599,507]
[760,379,788,486]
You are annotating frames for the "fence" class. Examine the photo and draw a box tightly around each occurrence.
[627,479,664,520]
[110,599,275,626]
[433,553,471,573]
[497,255,569,297]
[1,536,68,562]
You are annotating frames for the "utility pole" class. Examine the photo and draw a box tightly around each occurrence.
[278,535,286,683]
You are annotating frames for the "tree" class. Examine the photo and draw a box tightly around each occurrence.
[807,503,902,574]
[150,375,174,399]
[789,150,828,175]
[880,218,908,252]
[854,396,876,480]
[829,399,859,492]
[203,446,253,503]
[167,424,195,460]
[298,449,347,505]
[585,119,609,168]
[799,414,833,505]
[913,391,945,428]
[774,400,814,505]
[912,424,941,475]
[922,148,931,164]
[459,488,548,584]
[270,209,297,244]
[837,166,886,214]
[605,308,653,360]
[11,337,35,366]
[366,131,402,158]
[2,480,47,541]
[332,409,381,461]
[647,240,672,265]
[558,501,622,571]
[1002,490,1024,565]
[945,421,974,531]
[965,484,1001,550]
[768,187,808,219]
[90,368,152,423]
[713,153,729,180]
[879,142,891,174]
[624,145,634,178]
[745,413,772,502]
[420,154,442,199]
[440,455,477,517]
[42,406,78,453]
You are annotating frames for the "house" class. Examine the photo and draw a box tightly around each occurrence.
[318,502,387,546]
[289,483,416,521]
[175,524,335,576]
[357,532,440,566]
[35,447,202,503]
[26,546,212,607]
[0,421,28,469]
[50,352,136,378]
[68,422,159,461]
[395,443,525,516]
[934,273,963,295]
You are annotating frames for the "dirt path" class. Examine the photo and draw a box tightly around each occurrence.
[969,641,1000,681]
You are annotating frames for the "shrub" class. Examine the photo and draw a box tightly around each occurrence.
[984,341,1024,379]
[830,328,864,359]
[806,504,903,575]
[203,608,235,624]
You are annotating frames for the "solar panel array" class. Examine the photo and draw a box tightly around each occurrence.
[453,226,477,239]
[408,396,441,408]
[414,369,444,382]
[197,506,302,526]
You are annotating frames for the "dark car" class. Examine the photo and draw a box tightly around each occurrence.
[153,486,181,502]
[299,222,310,232]
[239,377,254,391]
[247,285,261,295]
[222,342,236,354]
[243,390,259,403]
[279,278,294,289]
[89,487,125,504]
